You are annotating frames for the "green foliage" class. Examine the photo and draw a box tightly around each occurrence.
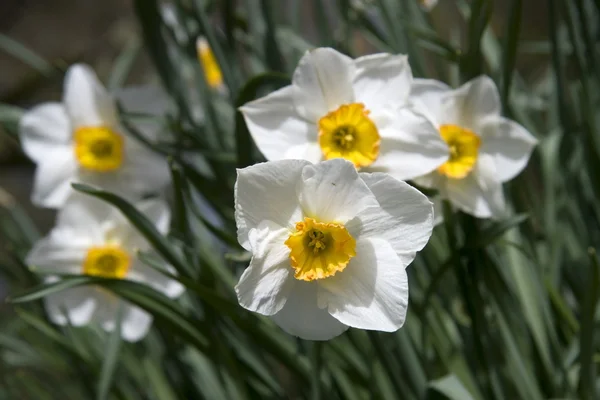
[1,0,599,399]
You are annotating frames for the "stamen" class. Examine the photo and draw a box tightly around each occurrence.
[74,126,124,172]
[285,217,356,281]
[318,103,380,168]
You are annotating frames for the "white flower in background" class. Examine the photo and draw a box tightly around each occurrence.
[234,159,433,340]
[26,195,183,342]
[410,76,538,219]
[19,64,170,208]
[240,47,448,181]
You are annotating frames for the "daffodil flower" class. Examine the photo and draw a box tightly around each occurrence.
[19,64,170,208]
[240,48,448,181]
[196,37,225,91]
[410,76,538,219]
[26,195,183,342]
[234,158,433,340]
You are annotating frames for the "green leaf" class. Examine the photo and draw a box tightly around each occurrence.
[99,279,210,351]
[471,214,529,248]
[460,0,492,80]
[0,34,58,75]
[578,248,600,399]
[8,277,93,304]
[96,306,123,400]
[108,37,142,90]
[426,375,475,400]
[501,0,522,109]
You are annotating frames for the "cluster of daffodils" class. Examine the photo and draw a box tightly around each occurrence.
[20,43,537,342]
[236,48,537,339]
[21,64,182,341]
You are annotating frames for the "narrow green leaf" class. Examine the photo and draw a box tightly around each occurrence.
[141,356,179,400]
[8,277,92,304]
[578,248,600,399]
[460,0,492,80]
[501,0,522,109]
[99,279,210,351]
[96,306,123,400]
[426,375,475,400]
[472,214,529,248]
[0,34,58,75]
[108,37,142,90]
[310,341,323,400]
[260,0,286,72]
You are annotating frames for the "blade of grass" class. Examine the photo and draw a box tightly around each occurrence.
[577,248,600,399]
[96,305,123,400]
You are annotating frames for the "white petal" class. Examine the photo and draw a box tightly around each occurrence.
[63,64,117,128]
[410,78,451,125]
[353,53,412,111]
[480,115,538,182]
[445,76,501,129]
[54,194,111,240]
[120,304,153,342]
[239,85,315,161]
[443,156,506,219]
[371,107,449,180]
[271,281,348,340]
[26,230,89,274]
[412,171,444,190]
[235,160,309,250]
[19,103,71,163]
[31,146,77,208]
[235,220,294,315]
[285,142,323,163]
[93,290,122,331]
[298,159,379,223]
[319,238,409,332]
[292,48,355,121]
[348,172,433,258]
[43,277,98,326]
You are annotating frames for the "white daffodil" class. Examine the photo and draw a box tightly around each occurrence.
[234,158,433,340]
[26,195,183,342]
[410,76,538,219]
[19,64,170,209]
[240,47,448,181]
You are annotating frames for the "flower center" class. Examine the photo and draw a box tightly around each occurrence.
[284,217,356,281]
[74,126,124,172]
[82,245,131,279]
[197,38,223,89]
[437,124,481,179]
[318,103,380,168]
